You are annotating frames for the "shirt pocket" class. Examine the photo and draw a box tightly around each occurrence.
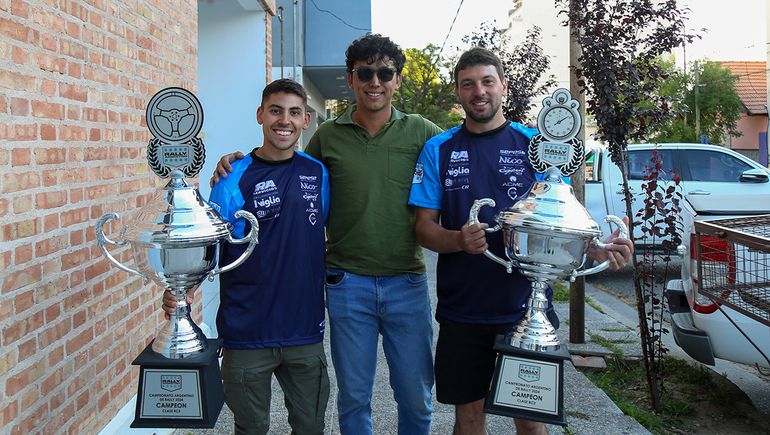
[388,146,419,186]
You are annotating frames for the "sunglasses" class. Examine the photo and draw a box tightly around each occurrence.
[351,67,397,83]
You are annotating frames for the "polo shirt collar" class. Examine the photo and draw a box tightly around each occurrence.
[335,103,405,126]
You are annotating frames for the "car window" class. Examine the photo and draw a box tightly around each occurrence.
[683,150,752,182]
[585,150,598,182]
[627,149,676,180]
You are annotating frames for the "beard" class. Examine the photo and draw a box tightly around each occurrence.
[465,98,502,124]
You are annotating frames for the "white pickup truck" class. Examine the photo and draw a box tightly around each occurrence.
[665,194,770,369]
[584,143,770,249]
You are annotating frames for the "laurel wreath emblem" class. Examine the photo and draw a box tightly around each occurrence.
[528,134,584,177]
[147,137,206,178]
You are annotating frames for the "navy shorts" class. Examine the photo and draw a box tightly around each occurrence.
[434,311,559,405]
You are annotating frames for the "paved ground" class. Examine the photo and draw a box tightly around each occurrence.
[170,250,655,434]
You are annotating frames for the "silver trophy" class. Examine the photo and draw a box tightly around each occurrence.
[470,168,627,351]
[473,89,627,424]
[95,87,258,359]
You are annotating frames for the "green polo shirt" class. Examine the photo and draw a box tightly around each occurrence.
[305,104,442,275]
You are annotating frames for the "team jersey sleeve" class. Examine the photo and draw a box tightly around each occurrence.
[408,136,443,210]
[208,156,249,238]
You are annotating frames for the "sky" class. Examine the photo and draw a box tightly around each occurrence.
[371,0,766,63]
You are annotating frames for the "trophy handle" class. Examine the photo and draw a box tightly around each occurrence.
[207,210,260,280]
[95,212,146,279]
[572,215,629,279]
[469,198,514,273]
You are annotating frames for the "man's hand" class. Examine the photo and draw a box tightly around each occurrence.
[458,221,489,254]
[209,151,245,187]
[161,289,195,321]
[587,216,633,270]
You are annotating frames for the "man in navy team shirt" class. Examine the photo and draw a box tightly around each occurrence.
[162,79,330,435]
[408,47,633,435]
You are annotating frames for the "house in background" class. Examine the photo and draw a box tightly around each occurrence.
[719,61,768,166]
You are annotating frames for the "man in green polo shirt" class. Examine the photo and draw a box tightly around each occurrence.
[211,34,442,434]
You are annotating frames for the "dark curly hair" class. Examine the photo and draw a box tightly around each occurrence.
[345,33,406,73]
[262,78,307,106]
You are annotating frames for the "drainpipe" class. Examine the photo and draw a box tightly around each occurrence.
[277,6,284,78]
[293,0,298,81]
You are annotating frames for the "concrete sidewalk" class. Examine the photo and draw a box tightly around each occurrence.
[175,250,650,434]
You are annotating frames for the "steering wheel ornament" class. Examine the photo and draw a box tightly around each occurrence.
[145,87,205,178]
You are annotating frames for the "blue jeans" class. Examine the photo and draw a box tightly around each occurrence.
[325,269,434,435]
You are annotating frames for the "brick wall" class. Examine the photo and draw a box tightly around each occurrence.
[0,1,198,433]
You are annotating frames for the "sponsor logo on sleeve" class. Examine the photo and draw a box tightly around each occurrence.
[412,163,424,184]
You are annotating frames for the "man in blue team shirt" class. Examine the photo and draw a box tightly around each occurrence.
[408,48,633,435]
[162,79,330,435]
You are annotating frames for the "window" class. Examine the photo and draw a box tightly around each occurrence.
[683,150,752,182]
[585,150,598,182]
[627,149,676,180]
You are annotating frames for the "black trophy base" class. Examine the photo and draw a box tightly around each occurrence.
[484,334,570,427]
[130,338,224,429]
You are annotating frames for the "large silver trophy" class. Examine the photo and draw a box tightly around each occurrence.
[94,88,258,428]
[471,89,628,425]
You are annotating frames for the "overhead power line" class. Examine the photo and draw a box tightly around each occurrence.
[309,0,370,32]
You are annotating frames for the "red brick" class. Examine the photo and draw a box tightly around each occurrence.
[61,247,90,271]
[38,318,70,350]
[40,124,56,140]
[34,147,66,164]
[0,70,35,91]
[35,190,67,209]
[1,399,18,426]
[84,146,108,161]
[11,0,30,18]
[43,213,59,232]
[2,218,42,242]
[0,198,8,217]
[12,194,34,213]
[67,61,82,78]
[47,345,63,367]
[2,171,40,193]
[44,299,61,323]
[40,79,56,96]
[35,52,67,74]
[66,104,80,120]
[11,147,30,165]
[0,16,30,42]
[31,100,64,120]
[14,243,32,264]
[11,44,27,64]
[1,264,41,293]
[17,336,36,361]
[1,308,43,345]
[60,124,86,141]
[41,32,56,51]
[59,82,88,102]
[10,97,28,116]
[60,207,88,228]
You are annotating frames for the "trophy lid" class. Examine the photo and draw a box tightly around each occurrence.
[499,167,602,238]
[125,170,232,247]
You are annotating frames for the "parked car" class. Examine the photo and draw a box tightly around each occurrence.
[665,194,770,369]
[585,143,770,250]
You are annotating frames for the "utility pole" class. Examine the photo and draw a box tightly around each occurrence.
[568,0,586,344]
[694,60,701,141]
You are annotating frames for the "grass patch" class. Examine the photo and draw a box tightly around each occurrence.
[600,326,629,333]
[579,356,763,434]
[589,334,624,357]
[585,296,604,313]
[552,280,569,302]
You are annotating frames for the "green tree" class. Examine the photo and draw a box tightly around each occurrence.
[656,60,742,143]
[393,44,462,130]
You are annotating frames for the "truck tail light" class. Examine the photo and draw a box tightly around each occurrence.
[690,233,736,314]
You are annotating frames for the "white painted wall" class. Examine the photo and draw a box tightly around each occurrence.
[198,1,269,337]
[506,1,571,116]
